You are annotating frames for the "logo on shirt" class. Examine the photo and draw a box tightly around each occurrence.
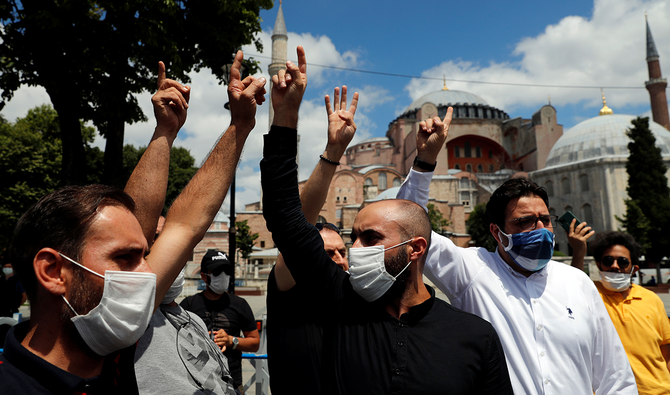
[566,306,574,320]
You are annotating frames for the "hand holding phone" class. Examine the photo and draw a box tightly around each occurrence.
[557,211,581,233]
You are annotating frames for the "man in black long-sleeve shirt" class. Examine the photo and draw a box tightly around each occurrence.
[261,46,512,394]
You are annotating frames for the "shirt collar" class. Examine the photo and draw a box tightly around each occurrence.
[3,321,122,393]
[397,284,436,326]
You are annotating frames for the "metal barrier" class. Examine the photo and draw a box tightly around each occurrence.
[241,314,269,395]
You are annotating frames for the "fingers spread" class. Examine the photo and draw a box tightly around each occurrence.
[325,94,333,116]
[340,86,347,112]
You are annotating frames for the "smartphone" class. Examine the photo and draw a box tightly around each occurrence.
[557,211,581,232]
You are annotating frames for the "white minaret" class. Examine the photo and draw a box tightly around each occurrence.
[268,1,299,171]
[268,1,287,129]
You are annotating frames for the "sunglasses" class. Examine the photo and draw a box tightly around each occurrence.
[601,256,631,269]
[506,215,557,230]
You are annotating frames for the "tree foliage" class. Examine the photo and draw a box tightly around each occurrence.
[427,203,451,234]
[618,117,670,262]
[466,203,497,252]
[235,220,259,260]
[0,0,272,186]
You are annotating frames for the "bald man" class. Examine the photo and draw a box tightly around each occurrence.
[261,46,512,394]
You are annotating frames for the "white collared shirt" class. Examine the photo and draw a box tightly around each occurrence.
[397,169,637,395]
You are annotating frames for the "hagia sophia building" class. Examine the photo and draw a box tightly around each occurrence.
[188,3,670,274]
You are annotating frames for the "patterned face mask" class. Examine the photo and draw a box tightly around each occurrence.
[498,228,555,272]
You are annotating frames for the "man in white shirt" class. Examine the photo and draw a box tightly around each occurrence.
[396,107,637,394]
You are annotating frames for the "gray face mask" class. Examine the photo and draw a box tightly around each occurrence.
[2,268,12,276]
[59,253,156,356]
[205,272,230,294]
[347,239,413,302]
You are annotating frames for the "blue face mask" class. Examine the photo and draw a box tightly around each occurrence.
[498,228,555,272]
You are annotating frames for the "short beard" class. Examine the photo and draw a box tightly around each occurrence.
[60,264,104,355]
[381,246,411,301]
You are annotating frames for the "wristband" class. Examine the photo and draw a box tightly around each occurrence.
[413,156,436,172]
[320,154,340,166]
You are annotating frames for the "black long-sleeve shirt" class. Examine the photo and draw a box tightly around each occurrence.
[261,126,513,395]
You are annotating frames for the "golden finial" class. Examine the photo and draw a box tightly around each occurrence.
[442,75,448,91]
[599,89,613,116]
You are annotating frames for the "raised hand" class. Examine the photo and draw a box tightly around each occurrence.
[416,106,453,165]
[324,85,359,158]
[271,46,308,129]
[152,61,191,138]
[227,50,267,132]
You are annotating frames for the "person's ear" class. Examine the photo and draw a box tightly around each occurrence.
[490,223,503,244]
[200,271,208,283]
[34,248,68,296]
[408,237,428,262]
[631,265,640,275]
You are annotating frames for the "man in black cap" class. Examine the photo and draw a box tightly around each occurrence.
[181,249,259,394]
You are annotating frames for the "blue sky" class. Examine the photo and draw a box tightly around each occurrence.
[2,0,669,214]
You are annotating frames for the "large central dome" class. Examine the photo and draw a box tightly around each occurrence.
[545,114,670,168]
[405,90,489,113]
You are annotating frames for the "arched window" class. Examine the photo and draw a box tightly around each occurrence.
[582,204,593,224]
[460,177,469,188]
[500,164,506,170]
[364,178,372,186]
[454,164,461,170]
[580,174,589,192]
[378,172,387,190]
[454,146,460,158]
[317,216,327,224]
[466,164,473,173]
[477,164,483,173]
[545,181,554,197]
[476,146,482,158]
[565,205,573,213]
[464,142,472,158]
[393,177,401,187]
[561,177,571,194]
[488,164,494,173]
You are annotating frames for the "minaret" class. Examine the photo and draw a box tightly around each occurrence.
[268,1,287,129]
[645,14,669,129]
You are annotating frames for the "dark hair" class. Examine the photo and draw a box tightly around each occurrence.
[7,185,135,302]
[316,222,340,235]
[592,232,640,267]
[485,177,549,230]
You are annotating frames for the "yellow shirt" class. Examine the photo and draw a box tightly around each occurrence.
[595,282,670,394]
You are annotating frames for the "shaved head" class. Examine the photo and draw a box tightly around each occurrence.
[359,199,432,253]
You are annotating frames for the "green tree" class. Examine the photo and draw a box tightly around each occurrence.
[427,203,451,234]
[619,117,670,262]
[235,220,259,260]
[0,0,272,186]
[466,203,497,252]
[0,106,67,249]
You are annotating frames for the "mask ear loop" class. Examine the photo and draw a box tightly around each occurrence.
[61,295,80,316]
[497,228,514,251]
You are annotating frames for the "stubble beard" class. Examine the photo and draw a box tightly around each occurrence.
[381,246,411,301]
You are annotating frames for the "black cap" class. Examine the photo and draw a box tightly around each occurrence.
[201,249,232,275]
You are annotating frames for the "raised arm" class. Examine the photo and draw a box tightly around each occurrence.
[147,51,266,309]
[125,61,190,246]
[274,85,359,291]
[568,219,594,271]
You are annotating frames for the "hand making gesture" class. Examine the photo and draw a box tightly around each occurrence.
[152,61,191,137]
[324,85,359,160]
[227,50,267,132]
[272,46,308,129]
[416,106,454,167]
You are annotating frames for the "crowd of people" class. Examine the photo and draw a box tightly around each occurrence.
[0,45,668,394]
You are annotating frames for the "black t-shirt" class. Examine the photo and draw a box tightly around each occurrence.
[180,292,256,387]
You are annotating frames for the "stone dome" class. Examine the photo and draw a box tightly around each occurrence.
[545,114,670,168]
[405,90,489,113]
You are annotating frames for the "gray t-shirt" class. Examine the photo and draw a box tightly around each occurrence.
[134,304,236,395]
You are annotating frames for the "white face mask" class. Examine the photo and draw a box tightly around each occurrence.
[162,268,185,305]
[2,268,12,276]
[206,272,230,294]
[59,253,156,356]
[348,239,413,302]
[600,265,634,292]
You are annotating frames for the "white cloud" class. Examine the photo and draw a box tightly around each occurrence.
[405,0,669,117]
